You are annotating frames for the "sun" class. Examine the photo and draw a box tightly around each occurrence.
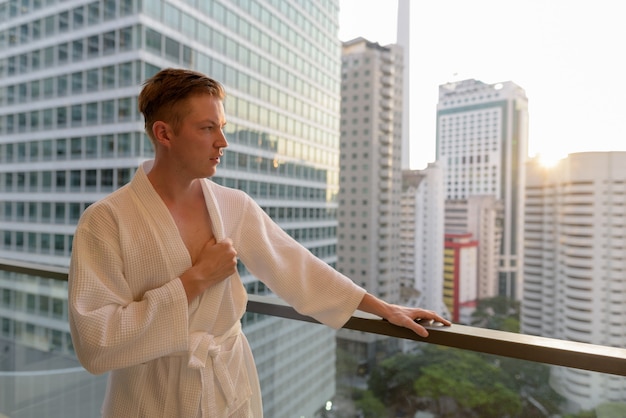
[537,153,564,168]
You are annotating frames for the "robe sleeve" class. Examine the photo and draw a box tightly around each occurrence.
[68,205,189,375]
[231,194,366,329]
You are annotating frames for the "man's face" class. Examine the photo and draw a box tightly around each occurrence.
[168,94,228,179]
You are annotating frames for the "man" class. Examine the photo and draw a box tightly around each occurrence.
[68,68,450,417]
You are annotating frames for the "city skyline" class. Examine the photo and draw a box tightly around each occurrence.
[339,0,626,170]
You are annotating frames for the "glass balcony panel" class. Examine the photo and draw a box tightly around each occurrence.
[1,264,625,417]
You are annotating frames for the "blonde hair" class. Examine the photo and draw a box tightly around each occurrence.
[138,68,225,141]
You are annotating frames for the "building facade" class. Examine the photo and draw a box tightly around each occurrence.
[522,152,626,411]
[443,233,478,323]
[0,1,344,416]
[400,164,447,317]
[437,79,528,300]
[445,196,503,302]
[337,37,403,363]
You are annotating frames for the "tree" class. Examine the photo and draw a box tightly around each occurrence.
[367,345,448,414]
[471,296,520,331]
[496,355,564,415]
[413,348,522,417]
[354,390,387,418]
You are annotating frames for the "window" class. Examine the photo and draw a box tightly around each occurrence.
[102,66,115,89]
[119,62,133,87]
[88,1,100,24]
[103,31,116,54]
[165,37,179,62]
[102,100,115,124]
[86,69,99,91]
[102,169,114,189]
[54,203,65,224]
[57,42,68,64]
[85,170,97,190]
[71,72,83,94]
[104,0,116,20]
[73,6,84,28]
[59,11,69,32]
[119,27,133,51]
[101,134,115,156]
[54,234,65,254]
[88,35,99,57]
[146,28,161,55]
[85,136,98,158]
[118,133,131,156]
[71,137,82,159]
[86,102,98,125]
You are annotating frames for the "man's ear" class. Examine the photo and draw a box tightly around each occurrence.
[152,121,172,147]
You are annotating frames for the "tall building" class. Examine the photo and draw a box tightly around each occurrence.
[445,196,503,301]
[0,1,344,416]
[337,37,403,364]
[522,152,626,411]
[400,164,447,317]
[443,233,478,323]
[396,0,410,170]
[437,79,528,299]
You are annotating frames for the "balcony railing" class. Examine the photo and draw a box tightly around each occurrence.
[2,257,626,417]
[2,256,624,377]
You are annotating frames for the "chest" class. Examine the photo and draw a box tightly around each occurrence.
[169,197,214,262]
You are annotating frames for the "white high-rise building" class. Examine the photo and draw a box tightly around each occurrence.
[522,152,626,411]
[0,1,344,416]
[337,37,403,363]
[338,37,403,304]
[437,79,528,299]
[400,164,447,317]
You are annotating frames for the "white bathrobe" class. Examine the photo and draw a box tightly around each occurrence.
[68,160,366,418]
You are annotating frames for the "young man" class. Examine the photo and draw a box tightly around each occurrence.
[68,68,450,417]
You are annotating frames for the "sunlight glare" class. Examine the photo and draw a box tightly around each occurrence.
[537,153,563,168]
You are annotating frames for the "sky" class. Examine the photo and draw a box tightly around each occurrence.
[339,0,626,169]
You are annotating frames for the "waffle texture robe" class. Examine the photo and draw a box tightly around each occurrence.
[68,160,366,418]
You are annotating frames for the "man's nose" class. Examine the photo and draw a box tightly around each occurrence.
[218,129,229,148]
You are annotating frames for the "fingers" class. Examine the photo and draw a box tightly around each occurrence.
[407,320,430,338]
[414,309,452,326]
[395,307,452,338]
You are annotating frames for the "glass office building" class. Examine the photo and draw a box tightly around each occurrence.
[0,0,342,415]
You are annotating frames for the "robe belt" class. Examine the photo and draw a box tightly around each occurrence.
[187,321,243,416]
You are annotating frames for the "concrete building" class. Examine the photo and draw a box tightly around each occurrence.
[445,196,503,301]
[443,233,478,324]
[0,1,344,416]
[522,153,626,411]
[437,79,528,300]
[396,0,410,170]
[400,164,447,317]
[337,37,403,364]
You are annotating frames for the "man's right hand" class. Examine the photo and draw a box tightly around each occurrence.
[180,237,238,302]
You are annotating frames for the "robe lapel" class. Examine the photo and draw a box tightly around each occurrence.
[200,179,225,242]
[130,162,191,274]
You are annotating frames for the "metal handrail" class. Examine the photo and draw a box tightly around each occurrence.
[247,294,626,377]
[3,258,626,377]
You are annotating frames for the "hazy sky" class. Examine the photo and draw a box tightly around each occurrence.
[339,0,626,169]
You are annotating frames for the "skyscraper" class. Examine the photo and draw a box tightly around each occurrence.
[437,79,528,299]
[0,1,344,415]
[522,152,626,411]
[445,196,503,302]
[396,0,410,170]
[400,164,447,317]
[337,37,403,363]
